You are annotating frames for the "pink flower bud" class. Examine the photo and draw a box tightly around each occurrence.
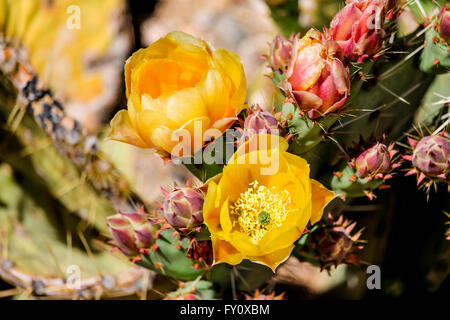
[439,6,450,43]
[107,211,156,257]
[163,187,204,229]
[242,107,281,141]
[268,35,294,71]
[286,29,350,119]
[412,135,450,177]
[328,0,389,61]
[354,143,391,177]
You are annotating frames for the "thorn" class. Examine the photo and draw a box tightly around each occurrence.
[348,174,357,183]
[407,137,418,148]
[402,155,413,161]
[186,179,191,187]
[139,248,149,255]
[405,168,417,176]
[417,172,426,185]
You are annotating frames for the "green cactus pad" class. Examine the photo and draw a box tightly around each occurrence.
[166,280,216,300]
[420,28,450,75]
[330,166,384,197]
[138,229,205,281]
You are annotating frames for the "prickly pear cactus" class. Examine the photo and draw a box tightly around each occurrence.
[1,0,449,300]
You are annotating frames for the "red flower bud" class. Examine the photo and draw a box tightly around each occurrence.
[268,35,294,71]
[242,107,281,141]
[412,135,450,177]
[286,29,350,119]
[328,0,389,61]
[354,143,391,177]
[163,187,204,229]
[107,211,157,257]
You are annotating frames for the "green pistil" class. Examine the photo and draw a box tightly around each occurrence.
[258,211,271,226]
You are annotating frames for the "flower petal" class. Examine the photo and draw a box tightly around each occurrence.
[107,110,149,148]
[248,244,294,271]
[310,179,336,224]
[203,180,221,233]
[211,235,244,266]
[212,48,246,113]
[220,198,233,234]
[288,44,324,91]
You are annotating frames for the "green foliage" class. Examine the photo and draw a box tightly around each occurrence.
[329,166,384,198]
[420,28,450,74]
[138,229,205,281]
[166,280,216,300]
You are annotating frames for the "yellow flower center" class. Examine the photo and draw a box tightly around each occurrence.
[230,181,291,242]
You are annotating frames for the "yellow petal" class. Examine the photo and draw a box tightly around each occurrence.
[219,164,252,202]
[203,181,221,233]
[310,179,336,225]
[165,87,208,127]
[211,236,244,266]
[199,69,230,122]
[219,198,233,234]
[166,31,211,52]
[249,244,294,271]
[258,204,310,255]
[150,126,181,155]
[107,110,149,148]
[230,134,289,165]
[212,48,246,112]
[133,108,173,145]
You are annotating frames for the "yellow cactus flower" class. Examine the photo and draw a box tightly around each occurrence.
[203,134,335,271]
[108,31,247,157]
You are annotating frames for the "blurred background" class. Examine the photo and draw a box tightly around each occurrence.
[0,0,448,300]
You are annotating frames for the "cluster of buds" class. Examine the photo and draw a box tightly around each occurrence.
[349,141,400,181]
[245,289,285,300]
[107,207,157,257]
[438,6,450,43]
[403,132,450,190]
[186,238,214,269]
[284,29,350,119]
[161,182,205,230]
[327,0,393,61]
[299,213,364,272]
[240,106,282,143]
